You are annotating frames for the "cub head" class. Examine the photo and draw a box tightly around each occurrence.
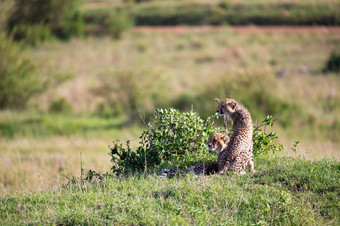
[215,98,238,118]
[208,133,229,154]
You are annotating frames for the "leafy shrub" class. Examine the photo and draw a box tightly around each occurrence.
[103,11,134,39]
[0,34,43,109]
[323,51,340,73]
[7,0,84,42]
[11,24,53,46]
[109,108,219,175]
[0,120,17,139]
[0,0,13,32]
[253,115,283,156]
[107,108,283,176]
[95,103,115,118]
[218,1,231,10]
[48,97,73,113]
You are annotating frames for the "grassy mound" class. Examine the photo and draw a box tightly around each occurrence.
[1,156,339,224]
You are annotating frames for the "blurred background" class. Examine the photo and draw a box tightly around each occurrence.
[0,0,339,194]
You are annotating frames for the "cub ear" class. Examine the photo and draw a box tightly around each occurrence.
[223,135,230,143]
[214,98,220,104]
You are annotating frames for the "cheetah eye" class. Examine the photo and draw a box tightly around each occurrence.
[213,140,216,145]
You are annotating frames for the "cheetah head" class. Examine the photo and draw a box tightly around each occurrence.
[208,133,229,154]
[215,98,238,118]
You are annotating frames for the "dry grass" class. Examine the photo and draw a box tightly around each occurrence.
[0,131,142,195]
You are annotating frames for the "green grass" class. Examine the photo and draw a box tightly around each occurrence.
[83,0,340,26]
[0,111,130,139]
[1,156,339,224]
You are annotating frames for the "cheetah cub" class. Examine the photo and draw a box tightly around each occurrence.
[187,133,230,175]
[216,98,255,174]
[159,133,229,178]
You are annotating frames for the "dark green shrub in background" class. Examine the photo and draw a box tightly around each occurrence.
[0,0,12,32]
[323,51,340,73]
[7,0,84,43]
[48,97,73,114]
[103,11,134,40]
[11,24,53,46]
[0,34,43,109]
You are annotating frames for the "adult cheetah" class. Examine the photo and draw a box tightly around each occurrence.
[216,98,255,174]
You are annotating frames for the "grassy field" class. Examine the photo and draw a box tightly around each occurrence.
[0,112,142,195]
[1,1,339,224]
[1,156,339,224]
[0,27,339,196]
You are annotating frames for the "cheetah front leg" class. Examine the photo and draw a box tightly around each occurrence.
[247,156,255,173]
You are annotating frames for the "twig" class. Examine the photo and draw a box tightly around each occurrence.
[137,107,150,171]
[80,152,83,184]
[253,116,280,131]
[137,106,147,127]
[61,174,72,181]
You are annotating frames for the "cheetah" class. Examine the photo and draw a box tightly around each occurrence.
[159,133,229,178]
[215,98,255,174]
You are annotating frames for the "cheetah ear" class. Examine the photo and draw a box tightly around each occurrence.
[214,98,220,104]
[231,101,237,110]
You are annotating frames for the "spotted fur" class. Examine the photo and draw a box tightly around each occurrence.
[216,98,255,174]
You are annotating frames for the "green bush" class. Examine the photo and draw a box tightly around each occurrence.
[103,11,134,39]
[48,97,73,113]
[0,0,12,32]
[323,51,340,73]
[11,24,53,46]
[107,108,283,176]
[218,1,231,10]
[0,34,43,109]
[7,0,84,42]
[109,108,218,175]
[253,115,283,156]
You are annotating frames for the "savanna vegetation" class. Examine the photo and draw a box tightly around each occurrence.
[83,0,340,27]
[0,0,340,224]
